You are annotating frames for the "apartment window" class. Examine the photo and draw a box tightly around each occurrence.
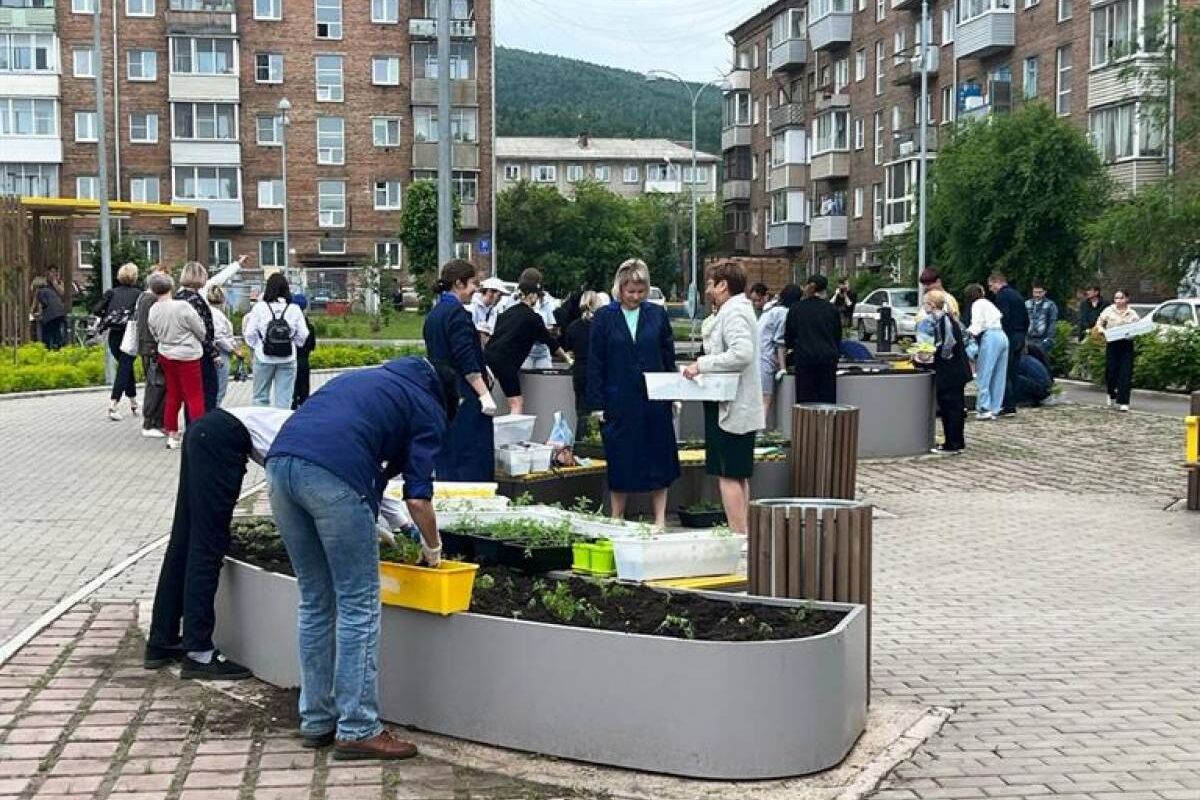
[74,111,97,142]
[0,164,59,197]
[454,242,472,261]
[412,106,477,143]
[876,0,885,21]
[872,183,883,236]
[255,53,282,83]
[855,49,867,82]
[136,238,161,264]
[532,165,556,183]
[316,0,343,39]
[942,7,955,43]
[412,41,476,80]
[126,0,153,15]
[566,164,584,183]
[129,112,158,142]
[76,176,98,199]
[1089,101,1164,162]
[174,166,239,200]
[893,29,908,65]
[208,239,232,269]
[1056,45,1072,115]
[1024,0,1038,8]
[127,49,156,81]
[453,171,478,204]
[372,0,399,23]
[941,86,954,122]
[318,180,345,227]
[1091,0,1163,68]
[315,54,344,101]
[683,165,708,185]
[73,47,94,77]
[852,118,864,150]
[375,241,401,267]
[623,165,639,183]
[372,56,400,85]
[0,33,56,74]
[254,0,281,20]
[257,178,283,208]
[647,162,680,183]
[503,164,520,181]
[1023,56,1039,99]
[129,176,159,203]
[0,98,57,136]
[173,102,236,140]
[834,57,850,92]
[853,187,864,218]
[873,111,884,165]
[1058,0,1071,20]
[72,0,95,13]
[813,110,849,154]
[874,42,884,96]
[374,179,402,209]
[723,92,751,127]
[252,114,279,146]
[316,117,344,164]
[589,164,609,182]
[171,37,235,75]
[319,238,346,255]
[372,117,401,147]
[257,239,284,267]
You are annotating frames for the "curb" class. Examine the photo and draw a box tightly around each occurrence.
[1058,378,1194,402]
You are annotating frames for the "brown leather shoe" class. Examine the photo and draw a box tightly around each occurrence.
[332,729,418,761]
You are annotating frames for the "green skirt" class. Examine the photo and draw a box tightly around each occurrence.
[703,402,755,479]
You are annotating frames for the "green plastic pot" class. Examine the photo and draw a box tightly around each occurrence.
[589,540,616,576]
[572,542,592,572]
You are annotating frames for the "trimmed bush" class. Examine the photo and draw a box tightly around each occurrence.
[1070,327,1200,393]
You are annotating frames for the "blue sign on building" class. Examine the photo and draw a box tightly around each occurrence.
[478,237,492,255]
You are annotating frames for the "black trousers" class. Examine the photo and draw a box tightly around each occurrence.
[794,362,838,404]
[201,353,218,413]
[1105,340,1135,405]
[148,410,251,653]
[107,328,137,401]
[1001,332,1026,412]
[141,354,166,430]
[291,356,311,409]
[41,317,65,350]
[936,383,967,451]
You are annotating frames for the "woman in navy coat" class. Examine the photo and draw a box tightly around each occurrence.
[586,259,680,528]
[422,259,497,481]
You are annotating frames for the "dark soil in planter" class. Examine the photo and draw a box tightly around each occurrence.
[677,506,728,528]
[229,519,294,577]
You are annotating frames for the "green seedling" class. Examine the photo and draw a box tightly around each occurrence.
[656,614,695,639]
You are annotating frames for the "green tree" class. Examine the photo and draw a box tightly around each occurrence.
[81,234,151,311]
[397,180,460,303]
[904,103,1109,302]
[628,194,722,297]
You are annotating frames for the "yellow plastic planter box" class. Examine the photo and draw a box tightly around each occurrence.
[379,560,480,615]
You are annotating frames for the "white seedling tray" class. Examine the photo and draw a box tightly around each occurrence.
[609,532,742,581]
[1102,317,1155,342]
[494,414,537,447]
[645,371,739,402]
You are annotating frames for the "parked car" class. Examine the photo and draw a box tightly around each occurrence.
[648,286,667,307]
[1146,298,1200,333]
[852,288,920,340]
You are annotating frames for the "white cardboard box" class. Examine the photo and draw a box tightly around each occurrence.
[1102,317,1155,342]
[644,371,739,402]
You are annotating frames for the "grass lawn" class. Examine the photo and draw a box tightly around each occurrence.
[306,311,427,340]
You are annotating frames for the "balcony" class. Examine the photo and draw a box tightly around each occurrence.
[955,9,1015,60]
[166,0,235,34]
[169,74,239,102]
[723,179,751,201]
[808,7,852,52]
[815,91,850,113]
[810,151,850,181]
[2,136,62,164]
[890,126,938,160]
[170,141,241,165]
[1087,57,1165,109]
[4,74,59,98]
[412,141,480,169]
[958,80,1012,123]
[1106,159,1168,197]
[721,125,752,151]
[810,214,847,243]
[891,0,920,9]
[0,5,55,29]
[893,46,940,86]
[411,78,478,106]
[767,222,808,249]
[770,102,805,133]
[727,68,752,92]
[769,37,809,73]
[644,179,683,194]
[769,163,806,191]
[409,18,477,38]
[172,198,243,226]
[724,231,750,253]
[460,202,479,229]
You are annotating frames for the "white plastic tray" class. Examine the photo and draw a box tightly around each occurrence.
[1102,317,1154,342]
[493,414,537,447]
[610,532,742,581]
[645,371,739,402]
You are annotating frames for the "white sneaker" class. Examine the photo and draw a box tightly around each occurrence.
[166,435,182,450]
[1118,404,1130,412]
[141,428,167,439]
[107,408,122,422]
[975,412,995,421]
[1106,397,1115,408]
[128,400,139,417]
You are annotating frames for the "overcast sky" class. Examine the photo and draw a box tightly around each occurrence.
[496,0,763,82]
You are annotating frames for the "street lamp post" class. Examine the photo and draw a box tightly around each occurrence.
[277,97,293,287]
[917,0,930,302]
[646,70,725,320]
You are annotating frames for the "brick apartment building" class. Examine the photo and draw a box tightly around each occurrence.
[0,0,493,293]
[721,0,1180,293]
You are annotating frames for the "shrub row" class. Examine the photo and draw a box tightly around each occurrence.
[1046,322,1200,393]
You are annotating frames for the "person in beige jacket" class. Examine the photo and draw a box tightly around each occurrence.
[682,261,764,534]
[146,273,207,448]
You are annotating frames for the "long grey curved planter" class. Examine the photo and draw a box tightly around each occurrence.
[213,558,867,779]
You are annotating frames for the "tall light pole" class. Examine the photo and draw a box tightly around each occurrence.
[92,0,113,382]
[646,70,725,320]
[277,97,293,286]
[917,0,930,301]
[436,0,452,266]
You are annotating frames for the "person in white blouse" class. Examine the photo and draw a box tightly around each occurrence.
[206,285,242,408]
[242,273,310,408]
[964,283,1009,420]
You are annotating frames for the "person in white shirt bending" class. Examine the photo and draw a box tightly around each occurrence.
[964,283,1008,421]
[242,273,310,409]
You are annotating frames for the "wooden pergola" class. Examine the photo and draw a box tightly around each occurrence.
[0,196,208,346]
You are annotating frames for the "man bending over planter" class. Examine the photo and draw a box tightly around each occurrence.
[265,357,458,761]
[145,406,417,680]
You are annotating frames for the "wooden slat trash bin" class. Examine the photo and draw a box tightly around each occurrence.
[790,404,859,500]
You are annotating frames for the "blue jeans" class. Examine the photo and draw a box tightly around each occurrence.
[252,357,296,408]
[975,329,1009,416]
[214,356,229,407]
[266,456,382,742]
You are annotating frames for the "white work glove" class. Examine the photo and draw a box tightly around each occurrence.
[420,541,442,568]
[774,368,787,383]
[479,393,497,417]
[672,401,682,417]
[375,519,396,547]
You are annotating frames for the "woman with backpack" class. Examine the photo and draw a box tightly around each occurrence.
[242,273,310,408]
[93,262,143,421]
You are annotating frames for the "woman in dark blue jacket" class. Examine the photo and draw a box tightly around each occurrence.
[422,260,496,481]
[586,259,679,528]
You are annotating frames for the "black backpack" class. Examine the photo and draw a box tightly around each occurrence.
[262,302,293,358]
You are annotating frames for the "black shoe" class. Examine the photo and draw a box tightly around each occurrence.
[999,408,1017,416]
[179,651,252,681]
[143,644,183,670]
[301,731,336,749]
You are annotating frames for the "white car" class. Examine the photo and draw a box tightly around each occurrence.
[852,288,920,340]
[1146,298,1200,333]
[647,286,667,307]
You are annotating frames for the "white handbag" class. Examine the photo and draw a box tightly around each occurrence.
[119,319,139,357]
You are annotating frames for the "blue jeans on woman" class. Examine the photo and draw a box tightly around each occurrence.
[252,357,296,408]
[266,455,382,743]
[975,329,1009,416]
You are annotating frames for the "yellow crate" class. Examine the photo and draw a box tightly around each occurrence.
[379,560,479,615]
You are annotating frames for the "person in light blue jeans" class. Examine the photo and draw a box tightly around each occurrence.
[965,283,1009,420]
[243,273,309,408]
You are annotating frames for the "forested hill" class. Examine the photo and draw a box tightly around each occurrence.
[496,47,723,156]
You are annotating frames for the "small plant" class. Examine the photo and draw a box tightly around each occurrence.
[634,522,655,540]
[379,539,422,565]
[788,604,811,624]
[475,573,496,591]
[512,491,536,507]
[684,500,724,513]
[709,524,733,538]
[598,581,631,599]
[539,581,601,624]
[656,613,695,639]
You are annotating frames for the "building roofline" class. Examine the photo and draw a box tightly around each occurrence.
[727,0,794,41]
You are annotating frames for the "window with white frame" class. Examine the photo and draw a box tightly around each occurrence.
[1058,0,1071,20]
[941,85,954,121]
[874,41,884,95]
[372,0,399,23]
[893,29,908,64]
[454,242,472,261]
[566,164,584,183]
[76,175,98,199]
[873,111,883,165]
[1024,0,1038,8]
[316,0,342,38]
[871,182,883,236]
[208,239,232,269]
[532,165,557,183]
[723,92,751,127]
[412,41,476,79]
[770,128,806,165]
[127,49,156,81]
[424,0,472,19]
[1056,45,1072,115]
[73,46,94,77]
[74,111,96,142]
[957,0,1013,25]
[255,114,281,145]
[173,166,239,200]
[853,187,864,218]
[72,0,95,13]
[129,176,159,203]
[173,103,236,140]
[624,165,639,183]
[129,112,157,142]
[374,179,402,209]
[813,110,849,154]
[1091,0,1163,68]
[375,241,402,266]
[683,165,708,185]
[1089,101,1164,162]
[372,56,400,85]
[255,0,281,19]
[769,189,808,224]
[126,0,153,16]
[0,98,56,136]
[257,178,283,208]
[412,106,477,143]
[318,180,345,227]
[372,117,401,147]
[453,171,477,204]
[885,161,917,228]
[647,162,681,183]
[503,164,520,181]
[942,7,955,42]
[260,239,286,267]
[0,33,57,74]
[854,117,865,150]
[316,117,344,164]
[255,53,282,83]
[171,37,235,75]
[875,0,885,21]
[135,237,161,264]
[315,54,344,101]
[1023,56,1039,99]
[78,238,98,268]
[0,164,59,197]
[834,57,849,92]
[855,48,867,82]
[318,238,345,255]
